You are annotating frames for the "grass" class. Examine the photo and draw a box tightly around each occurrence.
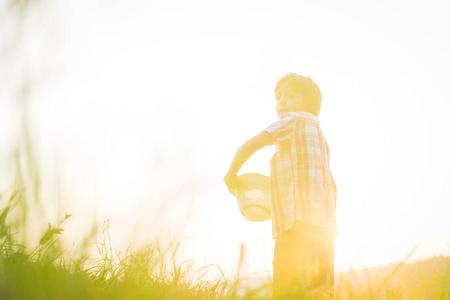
[0,190,273,300]
[1,189,450,300]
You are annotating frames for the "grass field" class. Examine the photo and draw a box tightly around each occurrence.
[1,190,449,300]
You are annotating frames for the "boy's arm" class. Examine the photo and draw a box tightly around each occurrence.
[223,131,275,194]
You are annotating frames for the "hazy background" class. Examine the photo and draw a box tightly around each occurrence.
[1,0,449,280]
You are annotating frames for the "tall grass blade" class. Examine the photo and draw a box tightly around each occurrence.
[374,242,421,296]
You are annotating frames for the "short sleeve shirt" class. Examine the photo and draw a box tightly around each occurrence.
[263,111,337,239]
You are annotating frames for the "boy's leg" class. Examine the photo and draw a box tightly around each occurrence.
[273,221,335,299]
[307,225,335,297]
[272,221,310,299]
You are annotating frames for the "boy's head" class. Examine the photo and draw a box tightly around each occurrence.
[274,73,322,118]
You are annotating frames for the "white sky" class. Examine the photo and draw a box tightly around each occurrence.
[1,0,450,280]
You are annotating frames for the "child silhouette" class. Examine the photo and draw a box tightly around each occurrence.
[224,73,337,299]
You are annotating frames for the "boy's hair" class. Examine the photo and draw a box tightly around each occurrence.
[274,73,322,116]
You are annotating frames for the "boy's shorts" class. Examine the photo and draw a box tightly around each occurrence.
[273,220,335,299]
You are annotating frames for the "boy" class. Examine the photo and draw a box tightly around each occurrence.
[223,73,337,299]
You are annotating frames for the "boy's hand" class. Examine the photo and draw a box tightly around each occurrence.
[223,172,239,195]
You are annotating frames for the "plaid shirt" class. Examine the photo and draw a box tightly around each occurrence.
[263,111,337,238]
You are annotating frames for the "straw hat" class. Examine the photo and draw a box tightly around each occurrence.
[232,173,271,222]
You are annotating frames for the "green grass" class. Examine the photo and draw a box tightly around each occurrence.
[0,191,271,300]
[1,189,450,300]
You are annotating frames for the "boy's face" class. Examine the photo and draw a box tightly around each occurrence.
[275,86,303,118]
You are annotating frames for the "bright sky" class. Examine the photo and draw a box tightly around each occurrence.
[1,0,450,280]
